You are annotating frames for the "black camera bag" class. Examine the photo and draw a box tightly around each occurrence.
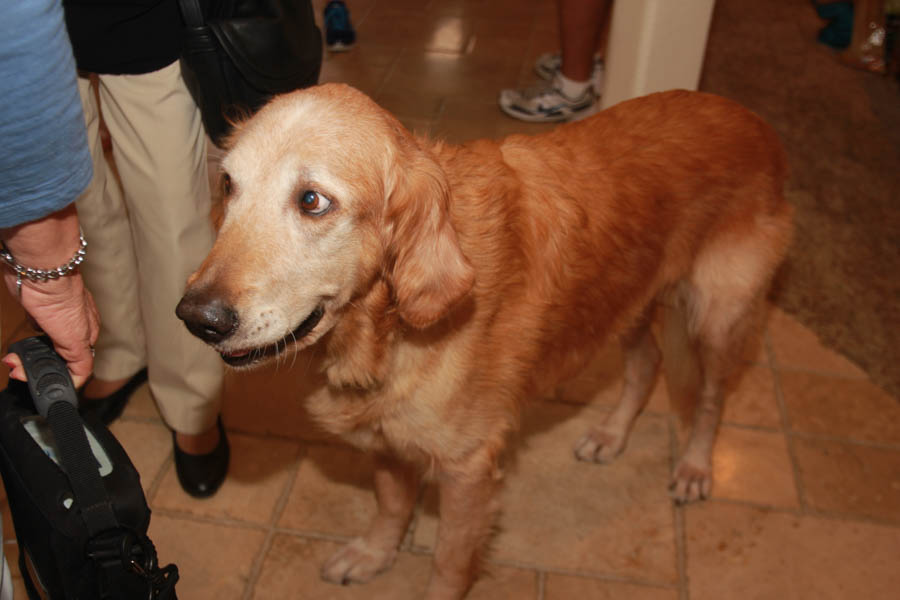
[0,336,177,599]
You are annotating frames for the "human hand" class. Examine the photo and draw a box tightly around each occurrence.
[2,273,99,388]
[1,205,99,388]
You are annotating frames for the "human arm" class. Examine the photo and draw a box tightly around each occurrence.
[0,0,97,386]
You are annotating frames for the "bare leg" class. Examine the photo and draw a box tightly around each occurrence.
[594,0,613,60]
[425,457,503,600]
[559,0,611,81]
[321,454,420,584]
[574,314,661,463]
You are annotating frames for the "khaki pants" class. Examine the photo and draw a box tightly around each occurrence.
[75,61,223,435]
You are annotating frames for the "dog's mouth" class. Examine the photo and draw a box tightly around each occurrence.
[220,306,325,367]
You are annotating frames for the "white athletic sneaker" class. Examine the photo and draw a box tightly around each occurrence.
[499,74,598,123]
[533,52,605,93]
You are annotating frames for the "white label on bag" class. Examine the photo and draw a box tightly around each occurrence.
[22,417,114,477]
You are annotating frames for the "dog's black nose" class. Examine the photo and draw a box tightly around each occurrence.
[176,291,238,344]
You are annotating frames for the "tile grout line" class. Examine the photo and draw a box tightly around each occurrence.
[712,420,783,435]
[151,508,271,532]
[241,529,275,600]
[798,506,900,529]
[354,0,376,28]
[270,527,354,545]
[669,414,690,600]
[766,330,809,511]
[145,448,174,507]
[535,570,545,600]
[675,504,689,600]
[240,445,307,600]
[373,42,405,100]
[772,364,869,381]
[706,496,806,515]
[706,496,900,529]
[477,557,680,591]
[787,430,900,452]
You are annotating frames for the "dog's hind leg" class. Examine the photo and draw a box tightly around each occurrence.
[321,454,420,585]
[574,308,661,463]
[669,242,774,503]
[668,300,752,503]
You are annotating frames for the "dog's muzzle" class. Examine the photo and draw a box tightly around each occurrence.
[177,289,326,367]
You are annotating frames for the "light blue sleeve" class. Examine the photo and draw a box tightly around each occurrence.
[0,0,92,228]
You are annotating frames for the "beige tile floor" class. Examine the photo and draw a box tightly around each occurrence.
[3,0,900,598]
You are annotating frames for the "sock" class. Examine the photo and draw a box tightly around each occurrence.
[556,72,592,99]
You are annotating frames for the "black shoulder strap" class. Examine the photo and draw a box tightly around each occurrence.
[9,336,119,536]
[178,0,206,27]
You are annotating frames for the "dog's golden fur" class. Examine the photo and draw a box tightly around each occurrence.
[178,84,792,599]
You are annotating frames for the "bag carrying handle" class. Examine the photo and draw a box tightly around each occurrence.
[8,336,119,535]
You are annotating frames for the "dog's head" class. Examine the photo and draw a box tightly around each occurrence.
[176,84,474,367]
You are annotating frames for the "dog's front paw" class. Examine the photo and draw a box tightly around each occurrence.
[321,537,397,585]
[669,458,712,504]
[573,426,628,463]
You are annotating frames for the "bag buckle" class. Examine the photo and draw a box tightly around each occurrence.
[87,528,159,599]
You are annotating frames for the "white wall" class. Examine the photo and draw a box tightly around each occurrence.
[602,0,717,108]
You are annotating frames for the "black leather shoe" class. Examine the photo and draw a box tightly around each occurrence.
[173,417,230,498]
[78,368,148,425]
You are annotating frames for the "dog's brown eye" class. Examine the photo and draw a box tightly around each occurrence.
[222,173,233,196]
[299,190,332,216]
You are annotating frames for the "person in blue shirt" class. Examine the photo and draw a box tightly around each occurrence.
[0,1,99,597]
[0,0,98,387]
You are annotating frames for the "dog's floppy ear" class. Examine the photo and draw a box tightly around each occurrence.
[386,143,474,329]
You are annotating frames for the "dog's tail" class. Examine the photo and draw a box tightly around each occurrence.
[660,284,702,426]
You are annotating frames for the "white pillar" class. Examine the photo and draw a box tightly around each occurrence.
[601,0,716,108]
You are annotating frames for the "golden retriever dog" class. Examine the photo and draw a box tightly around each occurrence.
[176,83,792,599]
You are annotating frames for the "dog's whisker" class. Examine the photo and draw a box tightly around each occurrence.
[288,342,299,370]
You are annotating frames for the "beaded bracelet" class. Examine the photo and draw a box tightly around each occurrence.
[0,232,87,300]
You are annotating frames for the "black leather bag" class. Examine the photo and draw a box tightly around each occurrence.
[0,337,178,599]
[178,0,323,146]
